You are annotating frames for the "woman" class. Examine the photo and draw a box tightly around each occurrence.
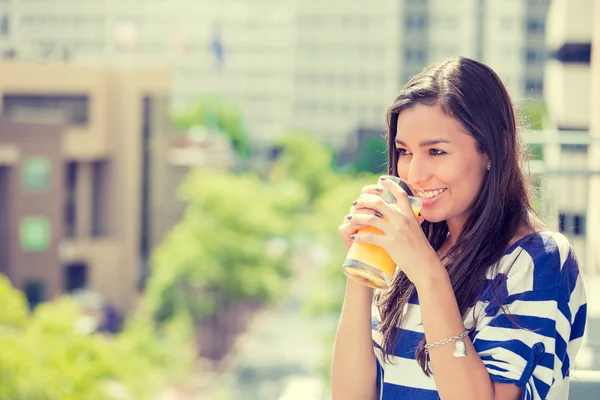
[332,57,587,399]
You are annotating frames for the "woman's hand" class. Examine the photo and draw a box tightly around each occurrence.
[338,184,385,252]
[347,177,443,287]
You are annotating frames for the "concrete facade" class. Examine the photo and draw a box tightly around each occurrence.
[0,62,170,312]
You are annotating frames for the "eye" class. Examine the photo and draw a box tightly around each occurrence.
[397,148,412,157]
[429,148,447,156]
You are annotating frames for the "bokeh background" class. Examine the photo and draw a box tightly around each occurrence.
[0,0,599,399]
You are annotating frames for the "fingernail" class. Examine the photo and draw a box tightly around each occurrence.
[349,235,356,240]
[380,177,387,181]
[346,215,352,220]
[374,211,383,218]
[352,201,357,206]
[374,188,383,193]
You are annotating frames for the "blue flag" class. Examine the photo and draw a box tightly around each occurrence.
[211,24,224,70]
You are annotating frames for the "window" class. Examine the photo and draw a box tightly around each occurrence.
[64,162,78,238]
[0,167,9,277]
[525,78,543,94]
[2,94,89,125]
[405,14,427,30]
[559,212,586,236]
[526,50,545,64]
[23,280,46,309]
[140,97,152,267]
[91,161,113,236]
[527,19,545,33]
[0,15,8,37]
[64,263,88,292]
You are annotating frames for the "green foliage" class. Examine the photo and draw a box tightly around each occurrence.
[274,133,339,202]
[304,174,378,317]
[0,275,195,400]
[528,143,544,161]
[521,100,546,131]
[146,169,308,323]
[351,137,388,174]
[171,96,251,157]
[521,100,546,161]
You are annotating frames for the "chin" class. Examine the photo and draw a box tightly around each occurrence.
[420,210,447,224]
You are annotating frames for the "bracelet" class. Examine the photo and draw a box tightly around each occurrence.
[424,330,469,358]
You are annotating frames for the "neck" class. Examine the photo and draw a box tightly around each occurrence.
[445,217,466,247]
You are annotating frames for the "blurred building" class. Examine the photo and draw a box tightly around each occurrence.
[542,0,596,274]
[0,116,63,307]
[0,62,170,313]
[293,0,401,148]
[0,0,550,149]
[590,0,600,279]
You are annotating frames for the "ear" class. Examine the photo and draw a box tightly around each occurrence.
[482,154,491,172]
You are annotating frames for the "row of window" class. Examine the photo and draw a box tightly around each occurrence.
[295,73,386,86]
[294,101,385,119]
[3,94,90,125]
[297,14,387,29]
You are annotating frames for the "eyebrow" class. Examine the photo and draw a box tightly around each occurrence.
[395,138,451,147]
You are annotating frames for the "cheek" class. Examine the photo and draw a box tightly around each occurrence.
[445,159,485,201]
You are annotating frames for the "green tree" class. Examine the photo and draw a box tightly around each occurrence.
[351,137,388,174]
[0,275,194,400]
[145,169,308,323]
[521,100,546,161]
[171,96,251,157]
[274,133,339,203]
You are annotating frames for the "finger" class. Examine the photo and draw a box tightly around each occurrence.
[347,213,389,233]
[360,184,384,195]
[349,230,387,247]
[338,215,375,236]
[379,177,417,218]
[417,216,425,225]
[352,193,391,215]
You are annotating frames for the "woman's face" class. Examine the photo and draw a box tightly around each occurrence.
[395,104,489,226]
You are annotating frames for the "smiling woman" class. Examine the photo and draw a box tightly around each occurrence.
[332,57,587,400]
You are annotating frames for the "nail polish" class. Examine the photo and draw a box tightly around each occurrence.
[346,215,352,220]
[352,201,357,206]
[374,211,383,218]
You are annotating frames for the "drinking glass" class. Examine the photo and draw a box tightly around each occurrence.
[341,175,423,289]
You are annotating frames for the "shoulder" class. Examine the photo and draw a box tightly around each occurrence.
[489,230,581,295]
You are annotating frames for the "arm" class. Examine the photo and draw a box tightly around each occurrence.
[416,266,522,400]
[331,278,378,400]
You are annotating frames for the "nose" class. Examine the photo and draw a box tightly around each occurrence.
[406,155,432,188]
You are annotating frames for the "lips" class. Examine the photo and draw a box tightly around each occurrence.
[419,188,447,205]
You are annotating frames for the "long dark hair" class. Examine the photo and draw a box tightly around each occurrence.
[378,57,535,374]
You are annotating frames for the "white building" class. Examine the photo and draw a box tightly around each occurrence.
[293,0,401,148]
[542,0,596,275]
[0,0,550,147]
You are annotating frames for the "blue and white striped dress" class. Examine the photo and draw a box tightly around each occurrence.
[372,231,587,399]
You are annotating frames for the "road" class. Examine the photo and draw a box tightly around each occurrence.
[205,242,335,400]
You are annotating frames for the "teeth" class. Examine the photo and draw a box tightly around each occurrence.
[422,189,446,199]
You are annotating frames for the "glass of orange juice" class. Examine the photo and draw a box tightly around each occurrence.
[341,175,423,289]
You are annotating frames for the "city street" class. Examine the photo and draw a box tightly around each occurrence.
[205,242,335,400]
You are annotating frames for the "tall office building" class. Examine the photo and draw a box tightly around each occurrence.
[0,0,551,147]
[293,0,401,148]
[543,0,596,274]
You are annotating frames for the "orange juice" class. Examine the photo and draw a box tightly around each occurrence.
[342,206,421,289]
[341,175,423,289]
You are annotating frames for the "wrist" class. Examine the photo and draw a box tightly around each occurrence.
[413,258,449,292]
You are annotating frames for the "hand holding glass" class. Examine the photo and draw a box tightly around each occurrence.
[341,176,423,289]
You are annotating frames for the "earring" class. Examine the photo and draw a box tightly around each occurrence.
[487,163,491,171]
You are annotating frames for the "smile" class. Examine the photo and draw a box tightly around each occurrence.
[419,188,447,199]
